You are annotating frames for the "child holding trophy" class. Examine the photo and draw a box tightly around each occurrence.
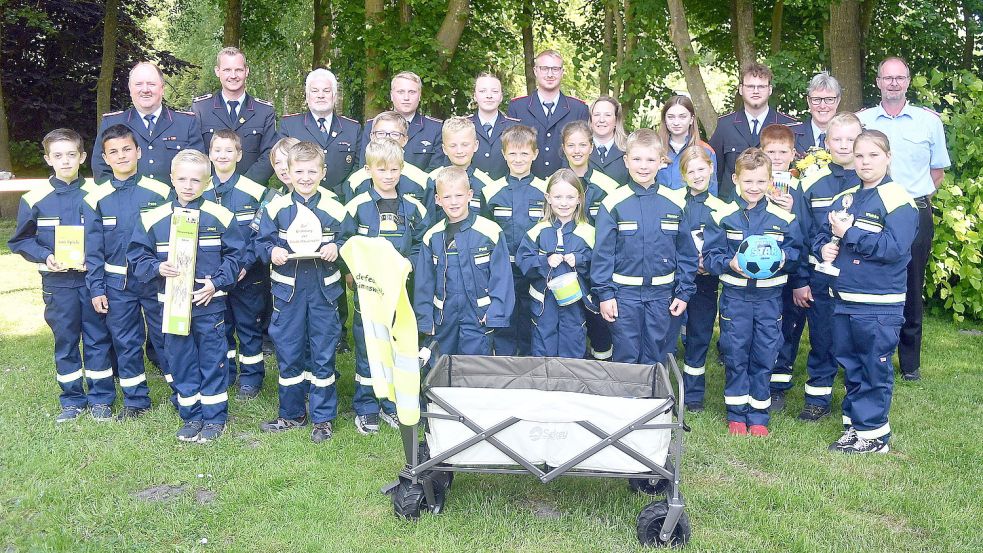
[129,150,245,443]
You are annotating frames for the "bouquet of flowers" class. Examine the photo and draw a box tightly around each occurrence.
[793,146,833,179]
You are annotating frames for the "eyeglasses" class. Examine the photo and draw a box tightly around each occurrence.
[808,96,839,105]
[371,131,405,139]
[877,75,909,84]
[741,84,771,91]
[536,66,563,75]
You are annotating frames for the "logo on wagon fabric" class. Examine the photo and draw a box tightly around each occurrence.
[528,426,568,441]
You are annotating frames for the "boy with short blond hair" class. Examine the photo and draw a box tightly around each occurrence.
[343,138,428,433]
[257,142,348,443]
[344,111,431,209]
[426,116,497,217]
[8,129,116,422]
[128,150,245,442]
[415,166,514,356]
[481,124,547,355]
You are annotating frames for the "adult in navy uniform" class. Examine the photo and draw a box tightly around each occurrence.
[358,71,445,171]
[93,62,204,184]
[192,47,278,183]
[708,62,796,200]
[507,50,590,179]
[470,72,520,180]
[588,96,629,185]
[279,68,361,196]
[789,72,842,155]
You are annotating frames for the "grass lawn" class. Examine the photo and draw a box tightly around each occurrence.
[1,217,982,552]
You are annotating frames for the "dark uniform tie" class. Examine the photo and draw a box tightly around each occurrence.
[544,101,555,121]
[228,100,239,123]
[317,117,328,134]
[597,145,607,161]
[482,122,493,138]
[750,118,759,141]
[818,132,826,149]
[144,113,156,135]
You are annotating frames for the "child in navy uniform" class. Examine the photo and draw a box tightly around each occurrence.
[8,129,115,422]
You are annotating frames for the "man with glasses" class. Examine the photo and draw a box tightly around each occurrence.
[358,71,445,171]
[858,56,950,382]
[192,47,278,183]
[790,72,841,155]
[709,62,796,200]
[280,68,362,195]
[507,50,589,178]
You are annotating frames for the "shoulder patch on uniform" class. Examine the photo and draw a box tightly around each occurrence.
[471,216,503,243]
[423,220,447,244]
[265,193,292,218]
[424,115,443,123]
[138,177,171,199]
[531,177,548,193]
[526,221,550,240]
[83,181,114,209]
[235,177,267,201]
[346,192,371,215]
[141,202,174,230]
[704,195,730,213]
[710,200,739,224]
[316,188,347,222]
[402,163,429,186]
[658,185,687,210]
[590,172,619,195]
[201,200,234,227]
[253,97,273,107]
[192,93,213,102]
[572,222,596,248]
[473,168,496,187]
[102,110,123,117]
[338,114,358,124]
[174,110,196,116]
[833,185,861,201]
[878,181,917,212]
[511,95,529,102]
[717,111,736,120]
[504,115,520,122]
[404,194,428,218]
[565,95,587,105]
[601,184,633,212]
[22,182,55,208]
[765,201,796,223]
[799,165,832,191]
[282,112,302,118]
[347,167,369,188]
[481,177,508,202]
[427,166,446,181]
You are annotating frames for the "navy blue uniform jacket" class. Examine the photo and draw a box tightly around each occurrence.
[93,106,205,184]
[192,92,278,183]
[506,92,590,179]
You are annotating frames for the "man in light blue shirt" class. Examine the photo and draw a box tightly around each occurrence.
[857,56,951,381]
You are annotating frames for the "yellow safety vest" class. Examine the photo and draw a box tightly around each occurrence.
[340,236,420,425]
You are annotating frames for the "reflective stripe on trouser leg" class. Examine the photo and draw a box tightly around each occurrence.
[351,307,381,416]
[802,279,837,407]
[681,274,717,405]
[747,296,783,427]
[198,313,230,424]
[834,310,901,442]
[268,290,313,420]
[106,289,151,409]
[43,286,87,408]
[773,284,806,392]
[585,309,612,360]
[719,294,752,424]
[229,284,267,388]
[307,297,341,424]
[224,302,239,382]
[77,286,117,406]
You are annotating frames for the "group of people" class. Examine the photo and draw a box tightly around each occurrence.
[9,46,949,456]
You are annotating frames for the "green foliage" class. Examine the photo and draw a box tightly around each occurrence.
[914,71,983,321]
[7,141,47,177]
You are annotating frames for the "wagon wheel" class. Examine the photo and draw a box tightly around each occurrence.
[418,441,454,489]
[636,500,691,547]
[393,480,426,520]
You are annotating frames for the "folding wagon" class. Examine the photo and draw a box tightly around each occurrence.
[385,353,692,547]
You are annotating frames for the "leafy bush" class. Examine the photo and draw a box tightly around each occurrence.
[914,70,983,321]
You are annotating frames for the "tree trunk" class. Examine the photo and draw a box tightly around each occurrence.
[0,18,10,172]
[313,0,332,69]
[730,0,756,70]
[667,0,719,136]
[859,0,878,65]
[829,0,863,111]
[962,0,976,70]
[521,0,535,95]
[223,0,242,48]
[622,0,638,120]
[96,0,120,128]
[599,0,615,96]
[770,0,783,54]
[364,0,385,117]
[399,0,412,25]
[435,0,470,70]
[614,1,625,96]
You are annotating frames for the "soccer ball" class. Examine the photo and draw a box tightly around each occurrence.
[736,234,783,279]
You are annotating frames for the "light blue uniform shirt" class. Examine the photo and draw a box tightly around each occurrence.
[857,102,950,198]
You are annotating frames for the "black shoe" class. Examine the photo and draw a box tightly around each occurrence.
[336,340,352,354]
[685,402,704,413]
[379,410,400,429]
[236,385,260,400]
[198,423,225,443]
[901,369,921,381]
[260,415,308,433]
[90,404,113,422]
[354,412,380,435]
[767,392,786,413]
[828,427,859,452]
[115,407,149,421]
[798,404,831,422]
[841,435,890,455]
[176,421,204,442]
[56,406,86,423]
[311,421,333,443]
[262,337,275,355]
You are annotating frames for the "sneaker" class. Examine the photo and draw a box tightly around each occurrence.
[827,427,859,452]
[56,406,86,423]
[748,424,769,437]
[115,406,149,421]
[354,412,380,435]
[684,402,704,413]
[901,369,921,381]
[842,436,890,455]
[728,421,748,435]
[379,410,400,429]
[798,403,831,422]
[176,421,204,442]
[767,391,786,413]
[236,385,260,400]
[90,404,113,422]
[259,415,308,433]
[198,423,225,443]
[311,421,333,443]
